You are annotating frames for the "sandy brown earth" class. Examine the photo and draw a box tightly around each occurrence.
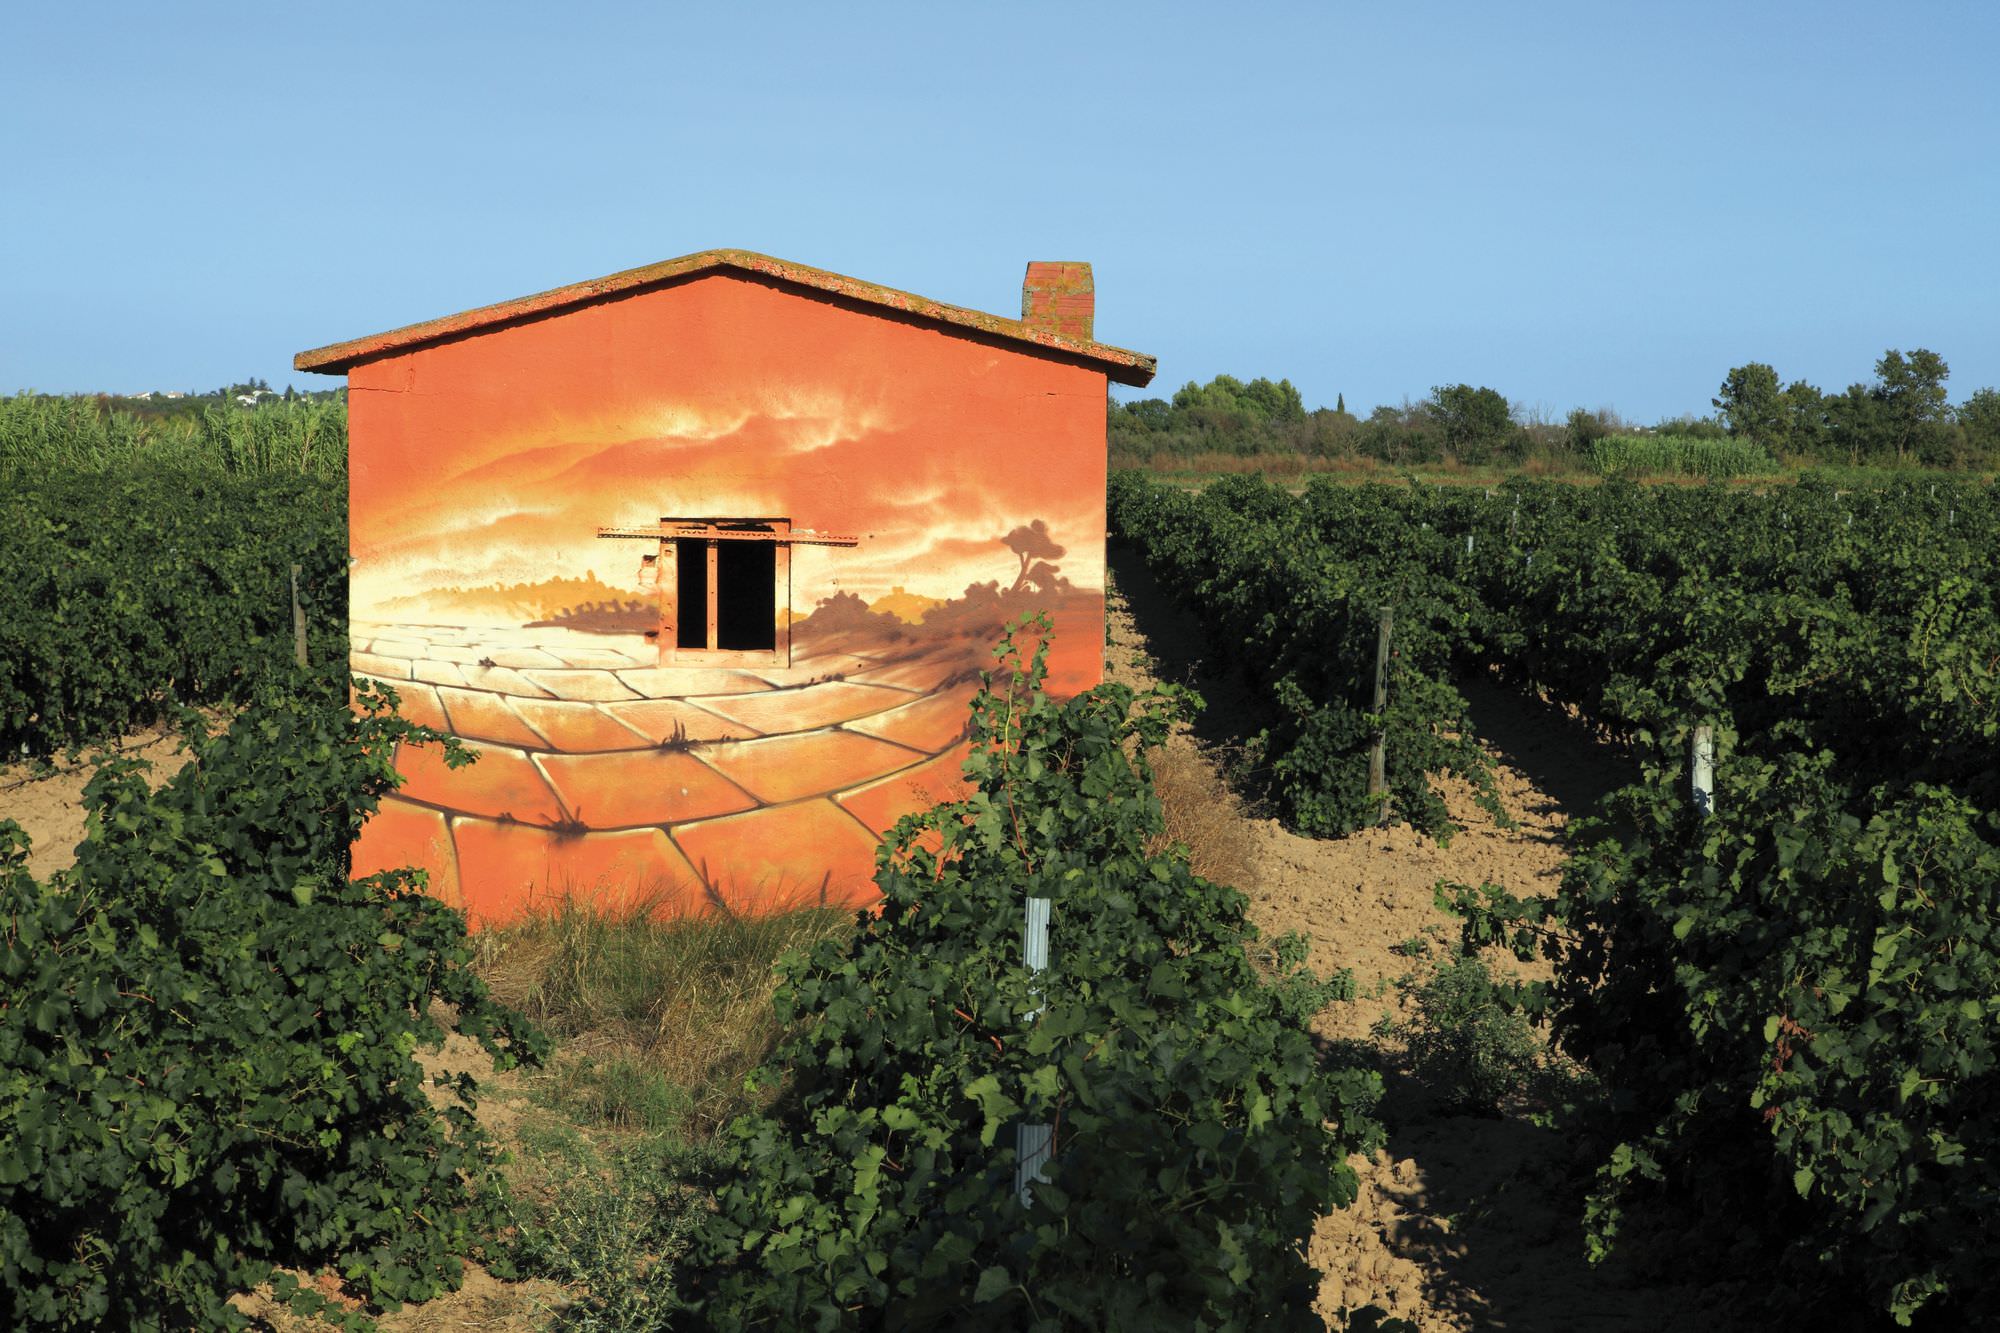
[231,1258,560,1333]
[0,716,225,876]
[1106,550,1731,1332]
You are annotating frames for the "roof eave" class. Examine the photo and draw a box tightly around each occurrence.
[293,249,1157,387]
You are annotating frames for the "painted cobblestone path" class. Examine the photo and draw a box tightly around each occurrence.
[349,621,989,924]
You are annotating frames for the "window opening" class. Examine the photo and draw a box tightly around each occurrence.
[716,539,777,650]
[674,538,707,650]
[596,515,860,668]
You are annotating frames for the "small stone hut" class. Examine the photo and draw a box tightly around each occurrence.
[296,249,1155,923]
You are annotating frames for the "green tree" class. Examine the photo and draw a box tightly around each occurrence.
[1713,362,1787,448]
[1112,397,1170,433]
[1566,407,1610,453]
[1827,383,1887,465]
[1873,348,1951,464]
[1781,379,1828,459]
[1425,384,1514,463]
[1957,386,2000,464]
[1243,376,1306,423]
[1171,375,1306,425]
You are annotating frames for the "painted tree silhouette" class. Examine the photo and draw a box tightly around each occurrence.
[1002,519,1065,593]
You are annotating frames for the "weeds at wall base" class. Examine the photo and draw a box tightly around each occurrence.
[475,887,848,1141]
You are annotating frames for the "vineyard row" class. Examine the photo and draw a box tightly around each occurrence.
[1109,471,1999,1325]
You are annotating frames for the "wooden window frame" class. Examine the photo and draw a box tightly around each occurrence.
[650,517,792,669]
[601,516,856,671]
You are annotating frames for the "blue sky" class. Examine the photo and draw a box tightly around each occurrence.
[4,2,1995,420]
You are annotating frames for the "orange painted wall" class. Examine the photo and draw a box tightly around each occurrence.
[346,271,1110,925]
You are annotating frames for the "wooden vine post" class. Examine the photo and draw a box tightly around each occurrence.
[290,564,309,668]
[1015,895,1054,1204]
[1366,605,1393,824]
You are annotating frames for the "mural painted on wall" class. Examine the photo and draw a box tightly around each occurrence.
[320,257,1152,926]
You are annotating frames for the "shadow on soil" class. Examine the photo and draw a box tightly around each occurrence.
[1106,543,1643,833]
[1455,671,1641,838]
[1356,1057,1741,1332]
[1102,546,1286,803]
[1108,544,1745,1331]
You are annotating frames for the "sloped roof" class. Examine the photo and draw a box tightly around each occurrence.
[294,248,1157,386]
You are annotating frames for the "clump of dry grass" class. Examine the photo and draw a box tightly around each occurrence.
[1146,739,1259,891]
[1516,447,1573,477]
[475,882,848,1137]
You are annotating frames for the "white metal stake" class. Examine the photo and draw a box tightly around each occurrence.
[1015,896,1053,1205]
[1690,725,1715,818]
[1466,533,1474,555]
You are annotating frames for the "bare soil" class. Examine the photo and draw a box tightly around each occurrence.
[1106,548,1731,1331]
[0,716,223,876]
[230,1258,561,1333]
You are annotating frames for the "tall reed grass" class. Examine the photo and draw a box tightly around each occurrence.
[0,393,346,477]
[1588,432,1777,479]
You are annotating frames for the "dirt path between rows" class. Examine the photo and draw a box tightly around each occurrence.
[0,718,226,877]
[1105,549,1730,1332]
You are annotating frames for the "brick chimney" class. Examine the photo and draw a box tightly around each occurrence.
[1021,262,1094,341]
